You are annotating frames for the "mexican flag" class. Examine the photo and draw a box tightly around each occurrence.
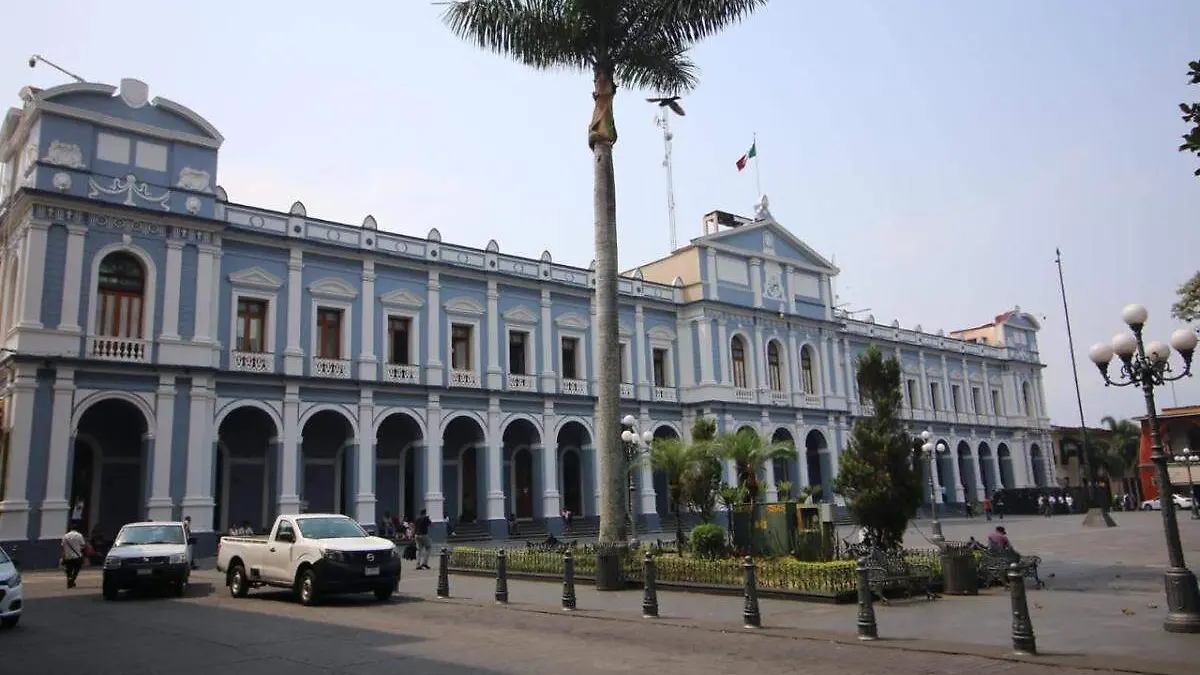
[735,142,757,171]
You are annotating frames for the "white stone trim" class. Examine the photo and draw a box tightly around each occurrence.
[648,336,675,388]
[58,225,86,333]
[310,295,354,361]
[379,287,424,310]
[443,296,485,316]
[308,276,359,302]
[503,305,538,324]
[554,312,589,330]
[229,287,279,356]
[381,308,420,365]
[446,315,482,375]
[557,326,588,382]
[505,325,535,376]
[84,242,158,340]
[160,240,183,340]
[229,266,284,292]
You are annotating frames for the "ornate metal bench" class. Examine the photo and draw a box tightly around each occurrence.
[979,548,1045,589]
[863,548,937,605]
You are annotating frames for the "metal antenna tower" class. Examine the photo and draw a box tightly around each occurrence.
[648,97,685,251]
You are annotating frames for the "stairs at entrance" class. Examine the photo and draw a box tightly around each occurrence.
[447,521,491,543]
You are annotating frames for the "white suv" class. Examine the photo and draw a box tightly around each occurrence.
[0,545,22,628]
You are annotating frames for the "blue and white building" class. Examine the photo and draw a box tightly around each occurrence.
[0,78,1055,565]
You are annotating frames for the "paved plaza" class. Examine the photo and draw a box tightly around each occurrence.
[4,512,1198,675]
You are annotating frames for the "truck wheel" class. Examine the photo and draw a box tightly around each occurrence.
[102,582,119,601]
[1,615,18,629]
[296,569,319,606]
[228,563,250,598]
[374,585,394,602]
[172,579,187,597]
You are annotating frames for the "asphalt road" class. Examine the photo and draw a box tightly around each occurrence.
[3,567,1157,675]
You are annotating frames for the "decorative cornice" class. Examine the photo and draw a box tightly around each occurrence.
[378,287,424,309]
[443,296,485,316]
[647,325,676,341]
[555,312,590,330]
[502,305,538,324]
[228,267,284,292]
[308,276,359,301]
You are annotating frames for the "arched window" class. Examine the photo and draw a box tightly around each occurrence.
[1022,381,1033,416]
[801,346,816,395]
[96,252,146,338]
[731,335,748,388]
[767,341,783,391]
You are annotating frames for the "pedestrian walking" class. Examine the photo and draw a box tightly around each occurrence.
[414,509,433,570]
[983,497,993,522]
[61,521,87,588]
[183,516,197,569]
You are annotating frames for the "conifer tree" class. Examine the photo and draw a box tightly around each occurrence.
[833,345,924,550]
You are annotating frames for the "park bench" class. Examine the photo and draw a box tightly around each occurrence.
[863,548,937,605]
[978,547,1045,589]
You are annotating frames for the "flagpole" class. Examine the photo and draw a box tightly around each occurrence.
[753,132,762,202]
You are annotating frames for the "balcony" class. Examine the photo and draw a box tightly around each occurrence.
[803,393,822,407]
[384,363,420,384]
[231,351,274,373]
[450,369,481,388]
[312,357,352,379]
[652,386,678,403]
[507,373,536,392]
[560,378,589,396]
[87,336,149,363]
[620,382,635,399]
[734,387,755,403]
[770,391,789,406]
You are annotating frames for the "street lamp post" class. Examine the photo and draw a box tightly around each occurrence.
[920,430,946,543]
[1088,303,1200,633]
[1180,449,1199,521]
[620,414,653,543]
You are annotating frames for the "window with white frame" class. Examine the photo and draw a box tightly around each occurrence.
[228,267,283,356]
[800,345,816,395]
[951,384,962,413]
[906,379,920,408]
[971,386,983,413]
[766,341,783,392]
[1022,381,1033,416]
[929,381,942,410]
[508,330,530,375]
[991,389,1003,415]
[560,336,581,379]
[316,308,343,359]
[307,277,357,361]
[236,299,267,352]
[451,323,473,370]
[731,335,749,388]
[387,316,412,365]
[652,347,669,387]
[95,252,146,338]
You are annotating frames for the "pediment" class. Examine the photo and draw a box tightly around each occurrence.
[619,322,632,337]
[308,276,358,301]
[555,312,590,330]
[647,326,676,342]
[379,287,424,309]
[503,305,538,324]
[444,296,485,315]
[228,267,284,291]
[696,219,838,275]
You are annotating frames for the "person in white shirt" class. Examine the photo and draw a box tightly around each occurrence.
[1066,494,1075,513]
[61,522,88,588]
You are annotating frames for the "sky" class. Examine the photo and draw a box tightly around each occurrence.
[2,1,1198,428]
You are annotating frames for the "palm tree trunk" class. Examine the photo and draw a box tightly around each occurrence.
[591,67,623,546]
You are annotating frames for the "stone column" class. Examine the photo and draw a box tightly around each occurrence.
[749,258,763,308]
[58,224,87,333]
[697,317,715,385]
[147,374,176,521]
[355,389,376,523]
[425,394,445,521]
[486,281,501,389]
[785,266,797,314]
[486,397,505,523]
[541,400,561,530]
[676,316,695,388]
[752,321,766,403]
[278,385,302,514]
[842,338,856,404]
[762,413,778,502]
[971,443,986,501]
[427,271,443,386]
[947,446,963,504]
[796,415,811,489]
[917,351,930,412]
[160,240,184,341]
[819,273,833,321]
[358,261,377,380]
[193,244,219,344]
[539,289,555,393]
[705,247,719,300]
[638,410,657,517]
[39,367,76,538]
[283,249,304,376]
[716,318,730,385]
[16,219,48,329]
[634,304,649,399]
[182,376,216,529]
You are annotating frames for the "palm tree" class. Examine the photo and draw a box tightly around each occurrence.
[649,437,701,549]
[1101,415,1143,497]
[709,428,797,510]
[442,1,770,545]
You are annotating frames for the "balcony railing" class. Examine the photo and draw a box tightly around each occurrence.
[312,357,352,379]
[734,387,755,403]
[652,386,678,403]
[804,393,822,407]
[770,390,789,406]
[560,378,588,396]
[620,382,634,398]
[450,369,481,388]
[507,373,536,392]
[384,363,420,384]
[231,351,273,373]
[88,336,149,363]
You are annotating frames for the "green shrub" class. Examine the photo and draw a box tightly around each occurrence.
[689,523,726,559]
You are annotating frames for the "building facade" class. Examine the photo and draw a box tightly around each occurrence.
[1135,405,1200,501]
[0,78,1054,565]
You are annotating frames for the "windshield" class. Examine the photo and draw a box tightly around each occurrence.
[0,546,9,564]
[114,524,186,546]
[296,517,367,540]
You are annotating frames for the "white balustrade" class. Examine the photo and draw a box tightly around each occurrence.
[384,363,420,384]
[770,391,789,406]
[620,382,635,399]
[312,357,352,379]
[450,369,481,388]
[87,336,149,363]
[231,351,274,373]
[507,373,536,392]
[560,378,588,396]
[734,388,755,403]
[652,386,678,403]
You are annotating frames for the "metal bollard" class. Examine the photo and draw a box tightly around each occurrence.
[1008,563,1037,655]
[495,549,509,604]
[562,550,577,611]
[642,551,659,618]
[743,556,762,628]
[856,555,878,640]
[436,548,451,598]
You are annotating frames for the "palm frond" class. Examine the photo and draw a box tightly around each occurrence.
[441,0,592,72]
[632,0,770,47]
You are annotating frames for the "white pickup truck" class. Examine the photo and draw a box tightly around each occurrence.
[216,513,402,606]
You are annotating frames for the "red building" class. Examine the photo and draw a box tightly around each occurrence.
[1136,405,1200,500]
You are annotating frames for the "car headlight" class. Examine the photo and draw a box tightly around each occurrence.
[0,571,19,587]
[391,545,401,559]
[321,549,345,562]
[169,553,187,565]
[104,556,121,570]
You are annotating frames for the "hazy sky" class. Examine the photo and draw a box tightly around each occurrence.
[4,1,1198,428]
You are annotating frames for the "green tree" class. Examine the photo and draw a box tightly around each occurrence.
[682,416,722,522]
[1100,415,1142,475]
[649,437,701,549]
[708,428,796,510]
[1170,271,1200,322]
[442,0,769,545]
[1180,60,1200,177]
[832,345,924,550]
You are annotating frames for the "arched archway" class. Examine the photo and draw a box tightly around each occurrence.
[766,340,785,392]
[730,334,750,389]
[771,428,796,499]
[72,398,151,537]
[557,421,592,519]
[998,443,1015,489]
[805,430,828,499]
[444,416,487,523]
[978,442,996,497]
[215,406,279,533]
[956,441,977,502]
[504,419,541,521]
[1030,443,1047,487]
[800,345,818,396]
[376,412,424,526]
[300,409,355,515]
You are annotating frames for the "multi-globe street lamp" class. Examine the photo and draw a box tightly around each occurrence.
[620,414,653,542]
[1088,303,1200,633]
[1179,448,1199,521]
[919,430,947,544]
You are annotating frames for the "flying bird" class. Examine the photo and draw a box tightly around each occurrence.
[647,96,686,117]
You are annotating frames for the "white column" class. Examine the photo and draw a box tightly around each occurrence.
[981,362,993,417]
[284,249,304,375]
[160,240,184,340]
[762,413,778,502]
[279,385,302,513]
[39,367,76,537]
[971,443,986,500]
[752,322,766,403]
[425,394,445,521]
[486,397,505,521]
[358,261,377,380]
[147,374,176,521]
[796,415,811,488]
[16,221,49,329]
[830,334,844,399]
[717,318,730,384]
[676,317,695,387]
[589,298,599,393]
[816,332,831,399]
[947,445,963,503]
[181,376,216,529]
[486,280,501,389]
[541,400,560,520]
[749,257,763,308]
[705,247,719,300]
[820,273,833,320]
[57,224,86,333]
[426,271,443,385]
[697,317,715,385]
[634,304,648,398]
[785,266,797,314]
[917,351,930,412]
[787,328,802,406]
[192,245,217,344]
[539,289,555,392]
[941,354,953,416]
[638,410,657,516]
[355,389,376,524]
[0,367,36,540]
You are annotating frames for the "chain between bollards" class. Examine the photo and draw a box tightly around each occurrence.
[642,551,659,618]
[495,548,509,604]
[436,547,450,598]
[855,555,878,640]
[1008,563,1037,655]
[562,549,577,611]
[742,555,761,628]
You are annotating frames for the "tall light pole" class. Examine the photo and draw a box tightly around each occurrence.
[920,430,945,543]
[1088,303,1200,633]
[621,414,653,543]
[647,97,685,252]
